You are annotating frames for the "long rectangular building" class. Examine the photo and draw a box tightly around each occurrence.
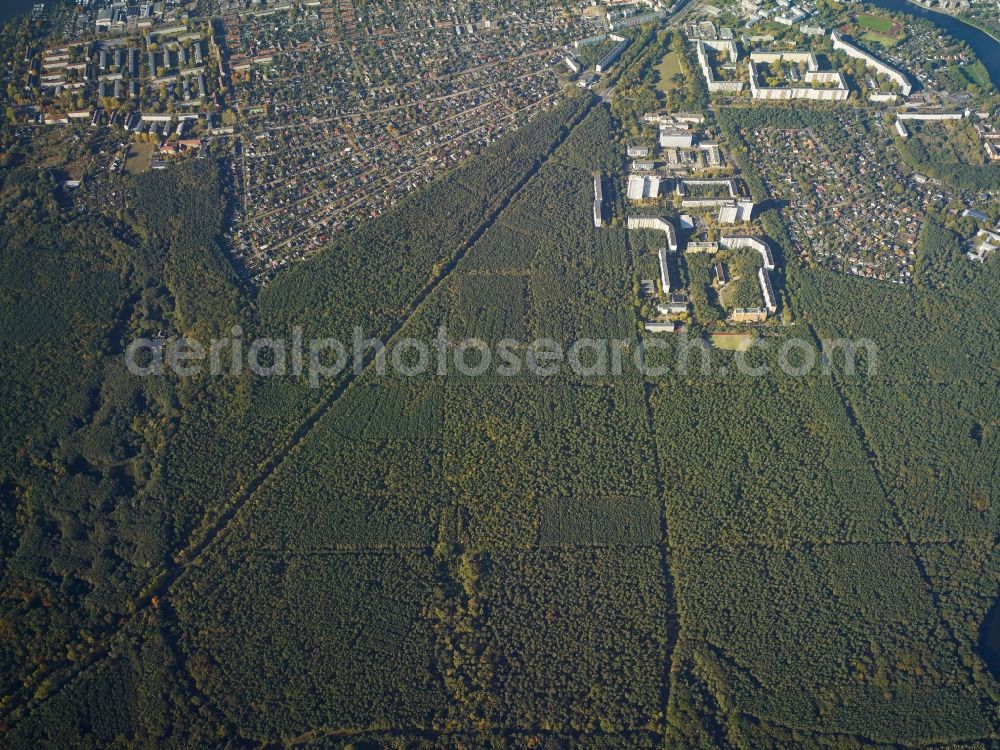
[897,111,965,121]
[658,247,672,294]
[831,31,912,96]
[758,266,777,313]
[609,10,666,32]
[593,175,603,228]
[596,37,630,73]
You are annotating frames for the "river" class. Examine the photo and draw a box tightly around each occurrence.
[1,0,44,27]
[867,0,1000,89]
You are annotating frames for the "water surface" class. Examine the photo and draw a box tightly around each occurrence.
[867,0,1000,88]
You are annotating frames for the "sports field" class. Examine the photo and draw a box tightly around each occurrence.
[856,13,896,34]
[852,13,904,46]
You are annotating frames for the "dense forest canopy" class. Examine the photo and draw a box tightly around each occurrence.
[1,8,1000,747]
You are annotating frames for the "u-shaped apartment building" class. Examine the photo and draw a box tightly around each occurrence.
[747,51,849,101]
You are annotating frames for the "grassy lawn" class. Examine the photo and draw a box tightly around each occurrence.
[717,280,737,310]
[656,51,683,95]
[965,61,990,87]
[711,333,754,351]
[862,31,901,48]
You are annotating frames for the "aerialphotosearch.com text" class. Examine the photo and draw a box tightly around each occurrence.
[125,326,878,386]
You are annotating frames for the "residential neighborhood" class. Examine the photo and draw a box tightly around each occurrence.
[2,0,996,292]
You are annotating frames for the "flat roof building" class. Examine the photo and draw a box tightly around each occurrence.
[720,236,773,269]
[593,175,603,228]
[747,52,849,101]
[758,267,777,313]
[897,110,965,121]
[718,199,754,224]
[660,128,694,148]
[645,321,678,332]
[715,261,728,286]
[596,37,630,73]
[697,39,745,93]
[627,216,679,253]
[732,307,767,323]
[658,246,672,294]
[628,174,661,201]
[831,31,912,96]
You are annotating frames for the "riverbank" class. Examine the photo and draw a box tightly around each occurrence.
[898,0,1000,46]
[867,0,1000,88]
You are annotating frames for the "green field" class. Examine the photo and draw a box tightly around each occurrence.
[862,30,901,47]
[966,60,990,86]
[710,332,753,351]
[655,50,683,94]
